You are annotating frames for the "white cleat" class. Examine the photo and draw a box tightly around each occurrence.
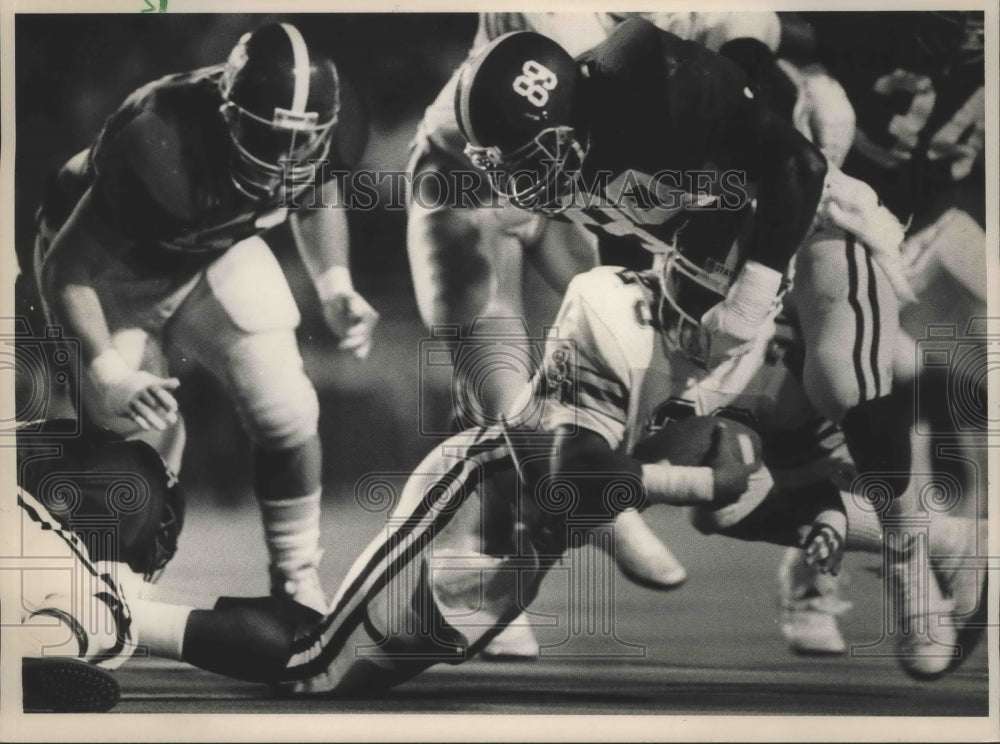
[271,552,329,615]
[890,538,958,681]
[479,615,541,661]
[777,546,850,656]
[931,515,988,674]
[611,509,688,590]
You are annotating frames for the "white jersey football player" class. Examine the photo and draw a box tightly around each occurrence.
[274,254,985,693]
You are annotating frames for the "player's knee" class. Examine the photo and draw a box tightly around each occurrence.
[240,371,319,451]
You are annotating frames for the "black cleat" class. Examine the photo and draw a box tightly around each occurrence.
[22,658,121,713]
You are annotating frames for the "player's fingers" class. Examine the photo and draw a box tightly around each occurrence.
[150,386,180,414]
[131,400,166,431]
[136,389,160,410]
[130,411,151,431]
[158,377,181,391]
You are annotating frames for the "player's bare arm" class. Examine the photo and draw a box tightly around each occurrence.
[39,189,180,432]
[289,179,379,359]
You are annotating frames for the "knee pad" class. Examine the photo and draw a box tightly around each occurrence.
[240,369,319,451]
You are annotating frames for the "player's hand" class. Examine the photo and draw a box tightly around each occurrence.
[102,372,180,431]
[89,348,180,431]
[320,291,379,360]
[802,521,845,576]
[701,423,758,506]
[815,167,916,305]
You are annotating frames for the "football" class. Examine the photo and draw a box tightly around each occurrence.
[632,415,762,468]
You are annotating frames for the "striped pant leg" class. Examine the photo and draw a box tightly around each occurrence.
[282,428,531,694]
[789,228,899,423]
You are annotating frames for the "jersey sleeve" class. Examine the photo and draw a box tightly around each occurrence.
[538,270,635,451]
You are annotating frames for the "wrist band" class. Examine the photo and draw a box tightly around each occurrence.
[641,463,714,504]
[725,260,784,326]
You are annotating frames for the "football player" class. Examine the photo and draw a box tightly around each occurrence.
[406,10,814,654]
[14,420,184,712]
[34,23,378,614]
[273,269,981,692]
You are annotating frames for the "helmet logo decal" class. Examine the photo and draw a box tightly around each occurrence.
[512,60,558,107]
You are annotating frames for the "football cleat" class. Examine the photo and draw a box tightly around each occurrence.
[270,552,329,615]
[612,509,688,590]
[890,541,957,681]
[22,658,121,713]
[479,614,541,660]
[931,516,989,673]
[777,546,850,655]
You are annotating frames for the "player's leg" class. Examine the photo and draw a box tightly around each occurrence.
[789,228,906,485]
[168,238,326,613]
[15,489,138,711]
[407,164,533,427]
[285,427,545,693]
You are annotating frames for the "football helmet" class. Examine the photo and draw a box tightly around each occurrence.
[653,242,738,365]
[219,23,340,200]
[455,31,587,214]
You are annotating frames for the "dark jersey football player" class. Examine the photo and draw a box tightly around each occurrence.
[455,18,827,366]
[453,18,925,543]
[35,23,378,614]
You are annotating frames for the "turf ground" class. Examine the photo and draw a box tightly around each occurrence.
[113,497,992,728]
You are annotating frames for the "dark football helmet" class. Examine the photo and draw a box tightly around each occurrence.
[219,23,340,200]
[455,31,587,214]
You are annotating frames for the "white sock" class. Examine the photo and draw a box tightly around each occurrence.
[843,491,883,553]
[259,489,322,572]
[129,599,194,660]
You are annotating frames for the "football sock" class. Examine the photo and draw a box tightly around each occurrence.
[129,599,193,660]
[841,392,913,501]
[259,490,322,573]
[842,491,883,553]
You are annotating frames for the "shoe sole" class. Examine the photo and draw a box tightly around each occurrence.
[789,646,847,657]
[22,658,121,712]
[617,563,688,592]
